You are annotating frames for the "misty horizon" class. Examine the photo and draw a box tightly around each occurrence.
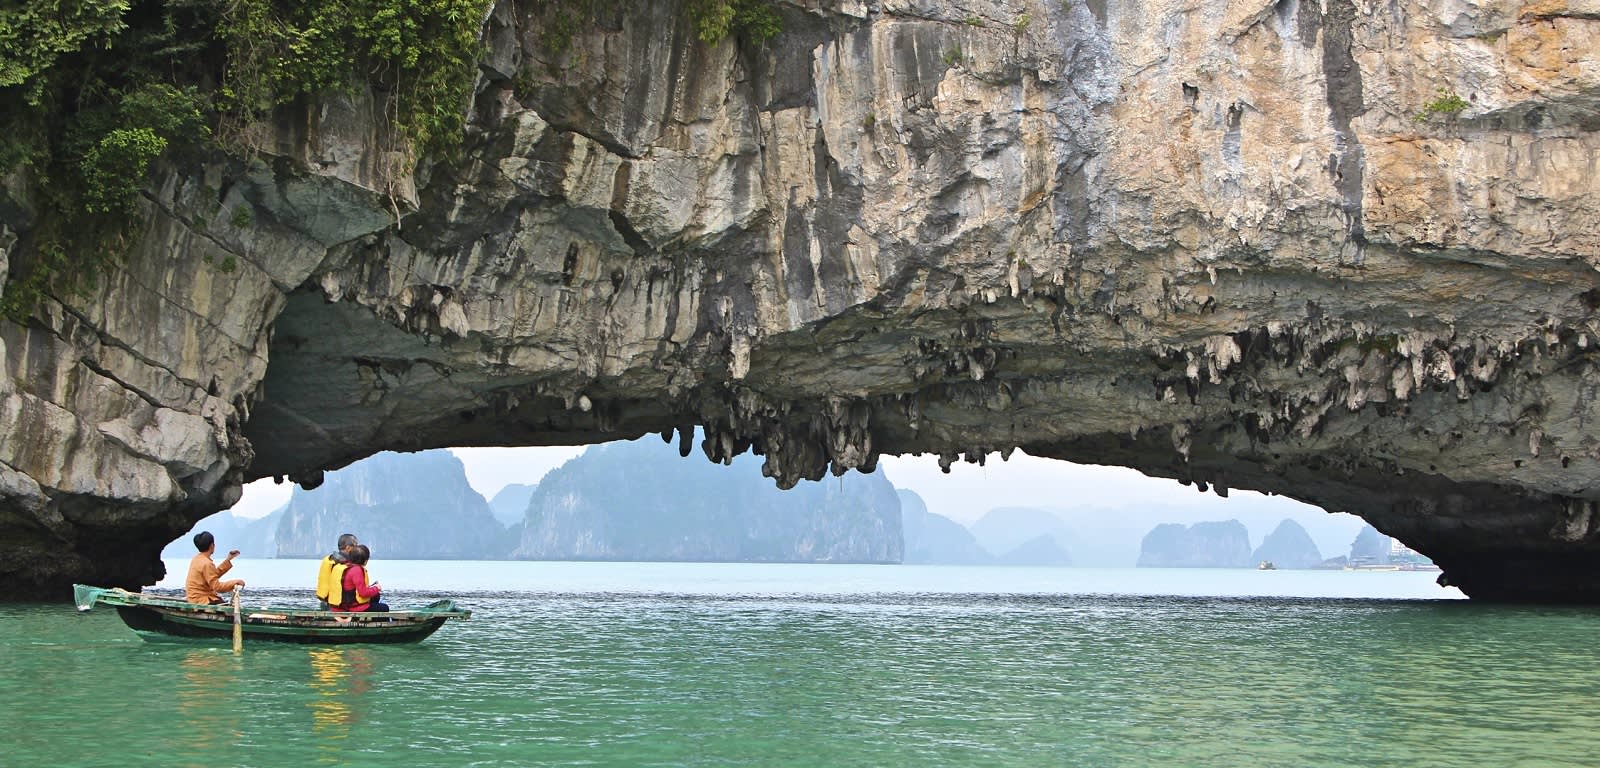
[214,438,1367,564]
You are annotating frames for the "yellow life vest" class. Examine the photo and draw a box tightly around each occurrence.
[342,565,373,607]
[316,556,349,606]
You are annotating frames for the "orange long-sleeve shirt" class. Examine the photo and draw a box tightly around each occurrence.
[185,552,236,604]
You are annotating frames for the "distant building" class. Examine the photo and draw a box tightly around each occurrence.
[1388,539,1434,566]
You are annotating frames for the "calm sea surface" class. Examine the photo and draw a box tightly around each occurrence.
[5,561,1599,767]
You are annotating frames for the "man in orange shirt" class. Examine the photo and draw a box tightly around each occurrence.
[185,531,245,604]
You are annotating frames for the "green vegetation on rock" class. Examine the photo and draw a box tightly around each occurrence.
[0,1,218,317]
[216,0,487,160]
[0,0,129,100]
[687,0,781,43]
[1414,88,1470,122]
[0,0,491,319]
[533,0,780,62]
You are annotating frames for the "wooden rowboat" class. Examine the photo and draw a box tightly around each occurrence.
[73,585,470,645]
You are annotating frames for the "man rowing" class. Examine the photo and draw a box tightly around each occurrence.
[185,531,245,605]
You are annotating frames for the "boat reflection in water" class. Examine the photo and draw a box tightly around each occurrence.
[308,647,374,744]
[176,651,240,765]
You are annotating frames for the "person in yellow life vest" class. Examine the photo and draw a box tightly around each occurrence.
[185,531,244,604]
[316,533,360,610]
[332,545,388,613]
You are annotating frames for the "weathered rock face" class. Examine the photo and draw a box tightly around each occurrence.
[2,0,1599,600]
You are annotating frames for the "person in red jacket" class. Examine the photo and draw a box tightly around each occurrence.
[333,544,389,613]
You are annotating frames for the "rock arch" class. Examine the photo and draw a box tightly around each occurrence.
[3,0,1599,600]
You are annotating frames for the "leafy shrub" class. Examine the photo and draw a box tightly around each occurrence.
[687,0,781,44]
[1414,88,1470,122]
[80,127,166,214]
[0,1,130,101]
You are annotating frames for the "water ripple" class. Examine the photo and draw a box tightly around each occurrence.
[5,585,1598,766]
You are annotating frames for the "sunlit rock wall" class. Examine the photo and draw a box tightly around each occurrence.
[2,0,1598,600]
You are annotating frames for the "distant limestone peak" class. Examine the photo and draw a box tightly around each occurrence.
[1250,519,1323,569]
[1349,525,1395,565]
[899,490,993,565]
[996,535,1074,567]
[513,438,902,563]
[275,451,506,559]
[487,483,537,527]
[1137,520,1253,568]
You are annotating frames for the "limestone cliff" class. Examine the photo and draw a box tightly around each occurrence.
[3,0,1600,600]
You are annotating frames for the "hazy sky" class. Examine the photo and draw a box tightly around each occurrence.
[228,440,1329,526]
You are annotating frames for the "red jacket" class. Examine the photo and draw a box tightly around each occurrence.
[333,564,382,612]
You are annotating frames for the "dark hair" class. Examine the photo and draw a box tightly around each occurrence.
[193,531,214,552]
[348,544,371,566]
[337,533,359,549]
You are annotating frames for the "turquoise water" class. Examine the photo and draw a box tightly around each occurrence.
[7,562,1600,767]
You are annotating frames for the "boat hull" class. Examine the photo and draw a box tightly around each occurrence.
[73,584,469,646]
[114,605,449,645]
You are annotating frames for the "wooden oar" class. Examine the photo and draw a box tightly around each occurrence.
[232,588,243,654]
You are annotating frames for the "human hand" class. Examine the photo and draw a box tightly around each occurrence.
[234,580,246,588]
[227,549,240,558]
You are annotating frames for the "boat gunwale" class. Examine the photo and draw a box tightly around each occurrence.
[75,585,471,623]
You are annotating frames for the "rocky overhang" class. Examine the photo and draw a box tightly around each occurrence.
[2,0,1598,601]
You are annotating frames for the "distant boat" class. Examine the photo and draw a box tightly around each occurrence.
[1257,560,1277,570]
[73,585,470,645]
